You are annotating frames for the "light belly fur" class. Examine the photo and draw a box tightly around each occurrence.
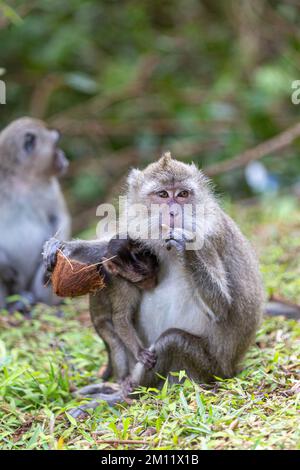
[137,254,210,346]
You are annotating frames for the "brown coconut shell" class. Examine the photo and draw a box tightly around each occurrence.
[51,251,105,297]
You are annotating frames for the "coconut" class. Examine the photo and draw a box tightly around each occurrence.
[51,251,105,297]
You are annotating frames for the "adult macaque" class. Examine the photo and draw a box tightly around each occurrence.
[0,117,70,311]
[44,152,265,416]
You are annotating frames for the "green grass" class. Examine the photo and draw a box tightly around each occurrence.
[0,197,299,450]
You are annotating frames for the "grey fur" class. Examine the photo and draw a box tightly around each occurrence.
[0,117,70,309]
[44,154,265,417]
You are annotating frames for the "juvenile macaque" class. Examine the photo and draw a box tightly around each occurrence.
[0,117,70,311]
[44,152,265,416]
[44,236,159,382]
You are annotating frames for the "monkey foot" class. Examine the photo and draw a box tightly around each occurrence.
[73,382,121,398]
[138,348,157,370]
[7,292,35,316]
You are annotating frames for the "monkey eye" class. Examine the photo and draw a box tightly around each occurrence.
[24,132,36,153]
[177,190,189,198]
[157,190,169,198]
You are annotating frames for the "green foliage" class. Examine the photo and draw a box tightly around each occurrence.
[1,1,300,223]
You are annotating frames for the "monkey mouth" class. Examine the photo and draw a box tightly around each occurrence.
[53,148,69,175]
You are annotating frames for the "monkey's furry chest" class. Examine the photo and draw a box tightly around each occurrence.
[137,254,209,346]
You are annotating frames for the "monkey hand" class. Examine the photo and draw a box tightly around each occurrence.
[0,251,19,285]
[43,237,63,277]
[165,229,196,252]
[138,348,157,369]
[165,238,185,252]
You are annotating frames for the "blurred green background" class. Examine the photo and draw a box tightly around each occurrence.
[1,0,300,234]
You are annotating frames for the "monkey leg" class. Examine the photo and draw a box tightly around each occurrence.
[113,311,157,369]
[89,316,129,383]
[69,327,230,419]
[68,327,222,419]
[90,291,129,381]
[139,328,227,387]
[99,339,113,380]
[69,386,124,420]
[110,283,157,370]
[0,251,19,308]
[0,283,8,310]
[6,291,36,315]
[69,311,127,417]
[0,253,36,314]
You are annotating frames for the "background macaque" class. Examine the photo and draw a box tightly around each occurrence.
[0,117,70,311]
[44,153,265,417]
[44,236,159,383]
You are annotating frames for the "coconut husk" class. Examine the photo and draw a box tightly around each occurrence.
[51,251,105,297]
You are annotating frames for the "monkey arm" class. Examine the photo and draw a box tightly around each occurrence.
[183,241,232,319]
[43,237,110,273]
[132,326,235,387]
[0,284,8,309]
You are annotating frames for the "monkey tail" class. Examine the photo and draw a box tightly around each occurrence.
[265,300,300,320]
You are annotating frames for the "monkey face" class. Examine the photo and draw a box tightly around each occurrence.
[125,153,212,247]
[102,238,159,289]
[0,117,68,177]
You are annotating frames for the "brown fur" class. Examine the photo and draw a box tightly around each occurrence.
[43,154,265,417]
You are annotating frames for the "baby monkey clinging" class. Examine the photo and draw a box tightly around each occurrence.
[44,236,159,378]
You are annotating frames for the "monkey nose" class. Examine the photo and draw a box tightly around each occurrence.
[50,129,61,143]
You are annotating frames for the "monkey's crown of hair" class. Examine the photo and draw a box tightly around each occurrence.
[160,151,172,166]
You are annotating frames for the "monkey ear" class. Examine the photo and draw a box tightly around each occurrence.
[127,168,144,189]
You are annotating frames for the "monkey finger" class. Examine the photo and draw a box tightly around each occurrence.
[165,238,186,252]
[138,348,157,370]
[173,228,195,243]
[42,238,62,272]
